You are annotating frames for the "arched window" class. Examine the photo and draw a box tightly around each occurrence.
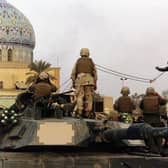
[0,49,2,61]
[8,49,13,61]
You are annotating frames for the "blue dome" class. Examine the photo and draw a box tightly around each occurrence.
[0,0,35,49]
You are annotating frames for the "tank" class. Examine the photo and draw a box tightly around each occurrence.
[0,91,168,168]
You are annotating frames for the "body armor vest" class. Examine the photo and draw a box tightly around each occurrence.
[117,96,134,113]
[143,96,159,114]
[33,82,52,97]
[76,57,94,74]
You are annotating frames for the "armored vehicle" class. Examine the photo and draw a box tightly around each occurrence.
[0,91,168,168]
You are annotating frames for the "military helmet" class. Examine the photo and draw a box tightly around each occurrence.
[80,48,90,57]
[146,87,155,95]
[39,72,49,80]
[120,86,130,95]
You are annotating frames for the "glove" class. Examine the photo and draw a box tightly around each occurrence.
[155,92,163,99]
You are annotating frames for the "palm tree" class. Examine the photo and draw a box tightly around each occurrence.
[25,60,55,85]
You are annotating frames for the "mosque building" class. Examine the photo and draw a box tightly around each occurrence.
[0,0,60,96]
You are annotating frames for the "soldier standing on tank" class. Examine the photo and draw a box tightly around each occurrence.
[155,65,168,147]
[71,48,97,118]
[29,72,57,119]
[114,86,136,123]
[139,87,166,127]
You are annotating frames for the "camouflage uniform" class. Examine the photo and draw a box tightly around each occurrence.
[29,72,57,119]
[114,87,136,123]
[140,87,166,127]
[71,48,97,118]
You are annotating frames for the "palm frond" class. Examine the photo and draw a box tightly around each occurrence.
[25,75,38,85]
[28,60,51,73]
[26,59,53,85]
[25,71,37,76]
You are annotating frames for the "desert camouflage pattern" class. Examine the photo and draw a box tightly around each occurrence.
[75,73,95,86]
[80,48,90,57]
[71,49,97,117]
[75,85,94,117]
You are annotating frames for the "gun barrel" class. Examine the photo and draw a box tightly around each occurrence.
[103,124,144,142]
[103,123,168,142]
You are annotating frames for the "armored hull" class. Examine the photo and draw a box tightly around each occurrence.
[0,152,168,168]
[0,118,167,167]
[1,91,168,167]
[0,118,146,150]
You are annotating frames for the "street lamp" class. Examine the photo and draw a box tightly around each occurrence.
[120,77,127,87]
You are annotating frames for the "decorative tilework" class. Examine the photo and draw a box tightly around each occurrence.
[0,0,35,49]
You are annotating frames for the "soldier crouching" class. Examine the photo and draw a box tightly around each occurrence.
[29,72,57,119]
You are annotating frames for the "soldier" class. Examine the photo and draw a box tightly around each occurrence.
[29,72,56,98]
[71,48,97,118]
[139,87,166,127]
[114,86,136,123]
[29,72,57,119]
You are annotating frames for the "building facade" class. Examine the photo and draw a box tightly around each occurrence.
[0,0,60,95]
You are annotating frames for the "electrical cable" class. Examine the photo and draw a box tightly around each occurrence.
[97,67,150,83]
[96,64,165,83]
[96,64,151,81]
[59,65,165,89]
[152,72,165,81]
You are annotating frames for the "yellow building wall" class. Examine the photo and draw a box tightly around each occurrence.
[0,62,60,94]
[0,68,28,89]
[48,67,60,91]
[103,96,113,113]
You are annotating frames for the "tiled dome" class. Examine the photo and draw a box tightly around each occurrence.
[0,0,35,49]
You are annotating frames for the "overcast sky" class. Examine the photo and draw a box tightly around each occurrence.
[9,0,168,99]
